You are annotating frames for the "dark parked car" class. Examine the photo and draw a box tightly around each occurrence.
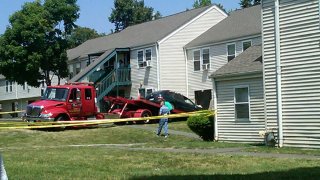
[145,90,202,112]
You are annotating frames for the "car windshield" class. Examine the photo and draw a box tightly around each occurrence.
[42,88,69,101]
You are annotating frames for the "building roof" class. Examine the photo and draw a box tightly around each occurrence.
[185,5,261,48]
[211,45,262,78]
[0,75,5,80]
[67,5,216,61]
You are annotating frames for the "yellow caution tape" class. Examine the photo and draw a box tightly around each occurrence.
[0,110,215,130]
[0,110,25,115]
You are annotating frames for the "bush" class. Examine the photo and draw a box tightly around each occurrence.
[187,113,214,141]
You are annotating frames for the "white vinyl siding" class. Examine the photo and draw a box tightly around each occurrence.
[159,7,226,95]
[186,36,261,102]
[262,0,320,148]
[130,46,158,99]
[216,76,265,143]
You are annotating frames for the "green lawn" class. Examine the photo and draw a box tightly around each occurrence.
[1,125,320,179]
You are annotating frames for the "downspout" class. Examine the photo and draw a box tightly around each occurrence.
[274,0,283,147]
[184,47,189,97]
[156,43,160,90]
[212,77,218,141]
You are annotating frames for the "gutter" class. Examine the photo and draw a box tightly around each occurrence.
[274,0,283,147]
[212,77,218,141]
[156,43,160,90]
[183,47,189,97]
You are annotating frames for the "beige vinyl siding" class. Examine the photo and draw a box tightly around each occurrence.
[186,37,261,102]
[0,80,41,101]
[159,7,226,96]
[216,76,265,143]
[130,45,158,98]
[262,0,320,148]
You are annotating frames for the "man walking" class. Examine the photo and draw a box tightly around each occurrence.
[157,100,170,138]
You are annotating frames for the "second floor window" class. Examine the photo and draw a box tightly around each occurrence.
[227,44,236,62]
[242,40,252,51]
[137,48,152,68]
[6,81,13,92]
[193,50,201,71]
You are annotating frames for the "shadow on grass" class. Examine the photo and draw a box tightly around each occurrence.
[130,167,320,180]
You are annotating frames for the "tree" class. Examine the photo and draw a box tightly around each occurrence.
[240,0,261,8]
[0,0,79,86]
[109,0,161,32]
[193,0,212,8]
[67,27,102,48]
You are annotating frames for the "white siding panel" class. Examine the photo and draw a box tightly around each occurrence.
[159,7,226,96]
[263,0,320,148]
[216,77,265,143]
[130,46,158,98]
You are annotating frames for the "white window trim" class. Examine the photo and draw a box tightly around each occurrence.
[226,43,236,61]
[242,40,252,52]
[5,80,13,93]
[193,49,201,72]
[145,48,152,62]
[233,85,251,121]
[201,48,210,71]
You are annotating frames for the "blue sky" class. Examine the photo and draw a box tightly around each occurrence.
[0,0,240,35]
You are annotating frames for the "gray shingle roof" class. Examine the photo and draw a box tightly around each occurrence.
[211,45,262,78]
[185,5,261,48]
[67,5,213,60]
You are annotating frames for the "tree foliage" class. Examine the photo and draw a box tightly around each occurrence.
[0,0,79,87]
[67,27,102,48]
[109,0,161,32]
[240,0,261,8]
[193,0,212,8]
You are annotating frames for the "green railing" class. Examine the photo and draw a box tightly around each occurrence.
[95,68,131,101]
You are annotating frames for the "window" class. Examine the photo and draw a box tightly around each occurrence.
[145,49,151,61]
[137,49,152,68]
[202,48,210,70]
[227,44,236,61]
[242,40,252,52]
[85,88,92,100]
[6,81,12,93]
[146,88,153,96]
[138,88,146,98]
[22,82,26,90]
[193,50,201,71]
[75,63,81,74]
[137,50,144,68]
[234,86,250,120]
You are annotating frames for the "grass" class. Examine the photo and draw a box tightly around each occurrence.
[143,120,193,133]
[1,124,320,179]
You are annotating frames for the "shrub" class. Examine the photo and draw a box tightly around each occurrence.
[187,113,214,141]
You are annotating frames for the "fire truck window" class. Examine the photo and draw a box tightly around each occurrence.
[69,88,77,101]
[85,89,92,100]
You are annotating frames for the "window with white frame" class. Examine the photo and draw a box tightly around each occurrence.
[227,44,236,62]
[75,63,81,74]
[234,86,250,120]
[193,50,201,71]
[202,48,210,70]
[137,50,144,68]
[6,81,13,92]
[137,49,152,68]
[242,40,252,52]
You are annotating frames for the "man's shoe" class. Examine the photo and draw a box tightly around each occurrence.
[164,135,168,138]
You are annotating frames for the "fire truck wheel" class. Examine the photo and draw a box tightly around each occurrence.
[54,115,68,130]
[141,111,152,124]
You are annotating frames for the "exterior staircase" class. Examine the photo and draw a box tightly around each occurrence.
[95,68,131,101]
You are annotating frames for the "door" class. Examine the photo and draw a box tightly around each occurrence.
[195,90,212,109]
[67,88,82,117]
[81,88,95,116]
